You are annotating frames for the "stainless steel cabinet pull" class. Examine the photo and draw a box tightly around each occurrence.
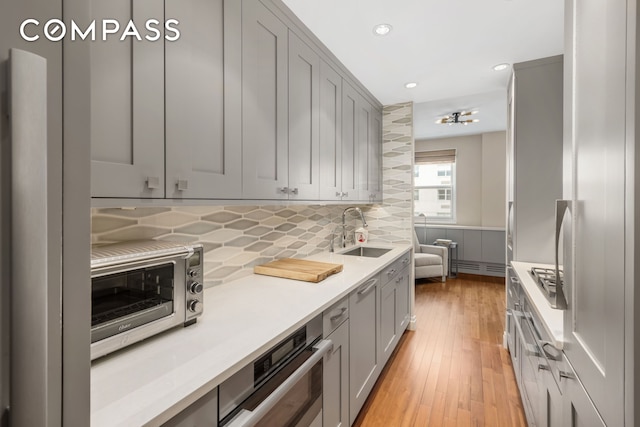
[554,199,571,309]
[289,188,299,195]
[146,176,160,189]
[510,275,520,284]
[538,364,550,371]
[357,278,378,295]
[342,192,348,197]
[176,179,188,191]
[336,192,341,197]
[278,187,289,194]
[402,258,410,264]
[387,269,396,276]
[559,370,575,382]
[330,307,348,321]
[395,275,403,283]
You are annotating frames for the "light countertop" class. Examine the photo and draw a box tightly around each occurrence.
[511,261,564,348]
[91,243,412,427]
[414,223,505,231]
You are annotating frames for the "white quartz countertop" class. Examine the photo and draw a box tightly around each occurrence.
[511,261,564,348]
[91,244,412,427]
[414,223,505,231]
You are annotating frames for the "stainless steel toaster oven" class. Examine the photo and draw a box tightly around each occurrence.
[90,240,204,360]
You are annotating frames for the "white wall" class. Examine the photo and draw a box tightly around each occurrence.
[415,131,506,227]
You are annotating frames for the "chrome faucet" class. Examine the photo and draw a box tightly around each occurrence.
[340,207,368,249]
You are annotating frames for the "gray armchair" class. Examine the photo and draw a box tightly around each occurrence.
[413,229,448,282]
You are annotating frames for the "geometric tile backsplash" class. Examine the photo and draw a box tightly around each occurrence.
[90,102,415,288]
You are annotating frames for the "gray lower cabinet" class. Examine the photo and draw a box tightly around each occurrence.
[90,0,164,198]
[323,320,349,427]
[349,275,379,425]
[165,0,242,199]
[379,277,398,366]
[241,0,289,199]
[541,370,562,427]
[395,265,411,332]
[161,388,218,427]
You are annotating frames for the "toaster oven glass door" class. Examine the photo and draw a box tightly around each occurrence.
[91,262,175,343]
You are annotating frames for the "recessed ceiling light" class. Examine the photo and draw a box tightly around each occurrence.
[373,24,393,36]
[404,82,418,89]
[493,63,510,71]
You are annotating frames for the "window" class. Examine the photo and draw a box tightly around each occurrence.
[414,149,456,222]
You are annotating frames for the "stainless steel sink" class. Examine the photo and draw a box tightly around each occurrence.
[340,247,391,258]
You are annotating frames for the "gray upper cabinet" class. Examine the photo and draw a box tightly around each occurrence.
[508,56,563,264]
[356,95,371,201]
[90,0,165,198]
[368,106,382,202]
[288,31,320,200]
[318,61,343,201]
[241,0,289,199]
[165,0,242,199]
[340,81,360,201]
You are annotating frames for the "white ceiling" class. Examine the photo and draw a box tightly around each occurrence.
[281,0,564,140]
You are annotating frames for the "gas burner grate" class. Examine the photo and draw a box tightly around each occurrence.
[530,267,563,296]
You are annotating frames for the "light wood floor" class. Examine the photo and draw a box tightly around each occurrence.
[353,275,527,427]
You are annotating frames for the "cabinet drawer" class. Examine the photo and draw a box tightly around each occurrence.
[380,252,411,285]
[323,296,349,336]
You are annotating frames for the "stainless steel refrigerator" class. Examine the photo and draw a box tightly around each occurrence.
[1,1,91,425]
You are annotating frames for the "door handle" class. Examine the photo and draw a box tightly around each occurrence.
[357,278,378,295]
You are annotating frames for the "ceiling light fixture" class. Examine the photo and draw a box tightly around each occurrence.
[435,111,479,125]
[373,24,393,36]
[493,63,510,71]
[404,82,418,89]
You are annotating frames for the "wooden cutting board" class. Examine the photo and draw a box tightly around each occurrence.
[254,258,343,283]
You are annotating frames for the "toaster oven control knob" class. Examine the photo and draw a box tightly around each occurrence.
[188,269,199,278]
[188,300,201,313]
[189,281,203,294]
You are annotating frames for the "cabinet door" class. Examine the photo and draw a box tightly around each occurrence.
[319,61,343,201]
[368,106,382,202]
[395,266,410,332]
[323,320,349,427]
[562,0,625,425]
[288,32,319,200]
[541,372,563,427]
[379,279,397,366]
[349,276,379,425]
[241,0,289,199]
[165,0,242,199]
[90,0,164,198]
[161,388,217,427]
[356,94,371,201]
[340,82,359,201]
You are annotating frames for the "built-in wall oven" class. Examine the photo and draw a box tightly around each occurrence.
[90,240,204,360]
[218,315,332,427]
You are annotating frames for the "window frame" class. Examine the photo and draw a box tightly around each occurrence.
[413,162,457,223]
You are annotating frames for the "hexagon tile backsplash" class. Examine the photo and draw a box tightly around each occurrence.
[91,204,406,288]
[91,102,415,288]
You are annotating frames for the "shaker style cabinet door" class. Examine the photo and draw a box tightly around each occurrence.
[379,278,398,366]
[165,0,242,199]
[562,0,626,425]
[288,32,320,200]
[349,276,380,425]
[356,94,371,201]
[323,320,349,427]
[318,60,343,201]
[368,107,382,202]
[341,81,360,201]
[241,0,289,199]
[90,0,164,198]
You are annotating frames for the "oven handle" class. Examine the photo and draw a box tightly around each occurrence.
[226,339,333,427]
